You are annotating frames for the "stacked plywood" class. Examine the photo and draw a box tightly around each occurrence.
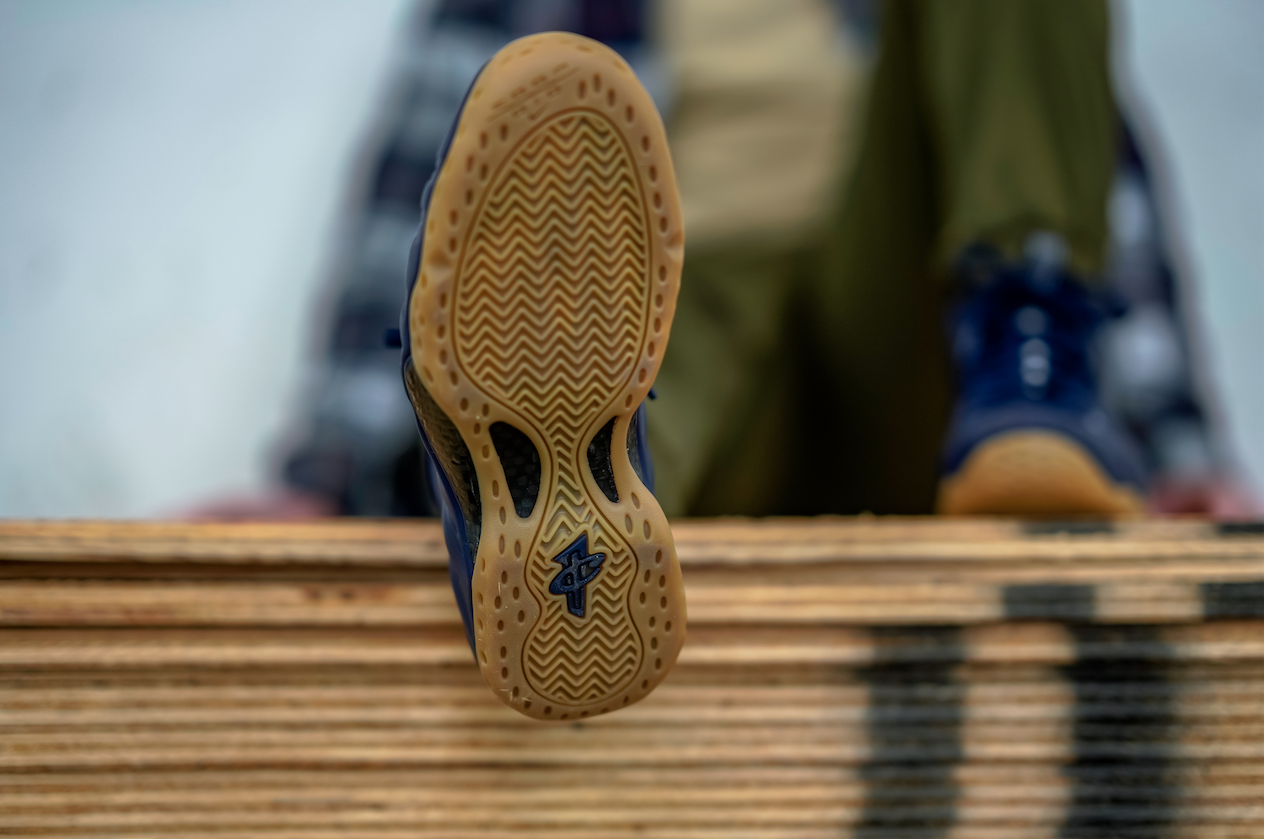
[2,518,1263,837]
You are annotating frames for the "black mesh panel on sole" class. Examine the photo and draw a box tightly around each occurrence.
[588,417,619,503]
[626,409,646,486]
[490,422,542,518]
[404,362,481,554]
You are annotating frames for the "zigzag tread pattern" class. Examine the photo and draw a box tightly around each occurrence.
[525,465,640,704]
[453,110,649,419]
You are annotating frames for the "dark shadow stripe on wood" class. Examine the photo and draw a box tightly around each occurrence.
[1024,521,1116,536]
[1004,583,1096,621]
[1058,625,1178,839]
[1201,580,1264,618]
[1217,521,1264,536]
[854,626,964,839]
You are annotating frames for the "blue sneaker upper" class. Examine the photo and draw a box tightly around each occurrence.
[398,58,482,652]
[942,237,1147,490]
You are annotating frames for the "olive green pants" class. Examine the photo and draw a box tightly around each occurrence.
[648,0,1117,517]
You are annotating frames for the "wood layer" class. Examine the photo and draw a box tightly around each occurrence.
[2,517,1263,837]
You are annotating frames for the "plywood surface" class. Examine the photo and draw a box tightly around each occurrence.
[2,518,1263,837]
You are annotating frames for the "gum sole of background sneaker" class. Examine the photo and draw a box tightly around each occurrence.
[408,33,686,721]
[936,430,1143,517]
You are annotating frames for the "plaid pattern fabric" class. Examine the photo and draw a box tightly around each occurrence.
[280,0,651,515]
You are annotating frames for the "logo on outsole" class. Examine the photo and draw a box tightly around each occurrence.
[548,534,606,618]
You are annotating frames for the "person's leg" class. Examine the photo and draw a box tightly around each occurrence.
[646,247,798,516]
[907,0,1146,514]
[811,0,1140,516]
[807,0,953,515]
[918,0,1116,276]
[645,0,861,517]
[659,0,1129,517]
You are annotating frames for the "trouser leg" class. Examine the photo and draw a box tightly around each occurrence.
[917,0,1116,275]
[807,0,953,514]
[646,247,798,517]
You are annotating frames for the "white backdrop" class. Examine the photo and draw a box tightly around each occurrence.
[0,0,413,516]
[0,0,1260,517]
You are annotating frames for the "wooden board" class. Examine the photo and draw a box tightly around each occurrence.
[2,518,1264,837]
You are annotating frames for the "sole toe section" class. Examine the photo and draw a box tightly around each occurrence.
[937,430,1144,517]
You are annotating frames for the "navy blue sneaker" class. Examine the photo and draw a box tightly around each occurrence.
[938,234,1147,516]
[399,33,686,720]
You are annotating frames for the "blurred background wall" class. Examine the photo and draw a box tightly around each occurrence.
[0,0,1260,518]
[0,0,414,516]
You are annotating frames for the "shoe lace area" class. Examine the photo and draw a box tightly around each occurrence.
[953,264,1105,412]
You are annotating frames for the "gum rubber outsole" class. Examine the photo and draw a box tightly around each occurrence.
[408,33,686,721]
[937,430,1144,517]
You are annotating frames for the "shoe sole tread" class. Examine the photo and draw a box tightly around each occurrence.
[409,33,686,720]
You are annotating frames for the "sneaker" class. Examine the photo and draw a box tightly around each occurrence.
[937,235,1147,516]
[399,32,686,720]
